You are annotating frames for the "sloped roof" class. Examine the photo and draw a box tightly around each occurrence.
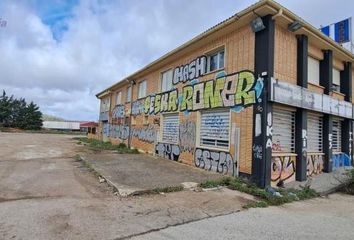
[80,121,98,127]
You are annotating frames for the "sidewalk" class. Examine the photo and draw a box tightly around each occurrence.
[81,152,223,196]
[285,167,353,195]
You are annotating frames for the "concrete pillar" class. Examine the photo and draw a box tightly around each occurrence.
[320,50,333,172]
[341,62,353,161]
[295,35,308,181]
[251,15,274,188]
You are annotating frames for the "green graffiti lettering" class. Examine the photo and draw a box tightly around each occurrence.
[222,74,236,107]
[213,77,225,108]
[168,90,178,112]
[203,81,213,109]
[149,96,155,115]
[154,94,161,114]
[193,82,204,110]
[160,93,169,112]
[235,71,256,106]
[204,78,224,109]
[133,70,258,115]
[180,86,193,111]
[144,96,150,114]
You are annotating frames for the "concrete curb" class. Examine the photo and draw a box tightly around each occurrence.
[317,182,348,196]
[79,155,146,197]
[285,167,353,196]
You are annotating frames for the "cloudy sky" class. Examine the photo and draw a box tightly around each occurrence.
[0,0,353,121]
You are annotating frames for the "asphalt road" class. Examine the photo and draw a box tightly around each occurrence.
[131,193,354,240]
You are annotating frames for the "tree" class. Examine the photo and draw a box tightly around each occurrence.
[24,102,43,130]
[0,90,13,127]
[0,90,43,130]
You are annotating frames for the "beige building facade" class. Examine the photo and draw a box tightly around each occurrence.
[96,0,354,187]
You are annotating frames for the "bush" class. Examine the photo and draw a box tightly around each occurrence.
[117,143,127,148]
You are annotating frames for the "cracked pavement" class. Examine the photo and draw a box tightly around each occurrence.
[2,133,353,240]
[0,133,253,240]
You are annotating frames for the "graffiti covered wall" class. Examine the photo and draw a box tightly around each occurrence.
[109,124,130,140]
[194,148,235,175]
[131,125,157,143]
[131,100,144,116]
[332,153,352,170]
[179,121,196,153]
[271,155,296,186]
[124,67,262,168]
[155,143,180,161]
[101,24,257,171]
[135,70,263,116]
[105,69,262,167]
[107,124,158,144]
[173,56,207,84]
[307,153,324,177]
[97,25,257,178]
[112,105,125,119]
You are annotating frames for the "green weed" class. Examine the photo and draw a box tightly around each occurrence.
[74,137,139,154]
[342,169,354,195]
[199,177,318,209]
[151,186,184,194]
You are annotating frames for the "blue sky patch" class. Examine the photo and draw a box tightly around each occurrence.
[32,0,79,41]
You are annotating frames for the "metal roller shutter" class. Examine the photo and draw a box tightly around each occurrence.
[333,119,342,152]
[272,108,295,153]
[307,113,323,152]
[162,114,179,143]
[200,109,230,149]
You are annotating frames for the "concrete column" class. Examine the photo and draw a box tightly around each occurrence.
[295,35,308,181]
[340,62,352,101]
[251,15,274,188]
[341,62,353,161]
[295,109,307,181]
[320,50,333,172]
[323,115,333,172]
[320,50,333,94]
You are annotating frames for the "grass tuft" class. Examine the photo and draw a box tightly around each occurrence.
[74,137,139,154]
[151,186,184,194]
[242,201,268,209]
[73,154,82,161]
[199,177,319,209]
[342,169,354,195]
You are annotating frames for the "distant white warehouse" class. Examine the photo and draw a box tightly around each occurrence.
[42,121,81,131]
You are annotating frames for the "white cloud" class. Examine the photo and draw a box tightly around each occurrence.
[0,0,353,120]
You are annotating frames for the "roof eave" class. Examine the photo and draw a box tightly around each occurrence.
[95,0,270,97]
[96,0,354,97]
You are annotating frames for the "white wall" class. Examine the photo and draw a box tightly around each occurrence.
[42,121,80,130]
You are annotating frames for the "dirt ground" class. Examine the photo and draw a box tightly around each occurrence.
[0,132,253,240]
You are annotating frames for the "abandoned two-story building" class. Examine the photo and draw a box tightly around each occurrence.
[96,0,354,188]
